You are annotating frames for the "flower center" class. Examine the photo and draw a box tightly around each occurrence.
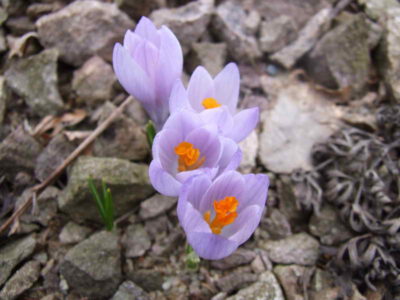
[202,97,221,109]
[174,141,205,172]
[203,196,239,234]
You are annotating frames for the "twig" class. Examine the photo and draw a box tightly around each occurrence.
[0,96,133,235]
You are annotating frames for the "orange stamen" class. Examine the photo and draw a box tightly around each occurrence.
[202,97,221,109]
[203,196,239,234]
[174,141,205,172]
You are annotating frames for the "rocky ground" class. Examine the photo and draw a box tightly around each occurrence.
[0,0,399,299]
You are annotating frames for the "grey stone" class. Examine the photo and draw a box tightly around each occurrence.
[212,1,261,61]
[305,13,370,96]
[93,102,149,161]
[139,194,177,220]
[271,8,332,69]
[122,224,151,258]
[35,134,75,182]
[244,10,261,35]
[274,265,310,300]
[262,208,292,240]
[5,49,63,116]
[366,19,383,50]
[309,204,353,245]
[211,249,256,270]
[259,75,340,173]
[111,280,150,300]
[128,269,164,291]
[357,0,400,22]
[0,127,42,179]
[261,233,320,266]
[187,42,227,77]
[115,0,159,20]
[72,56,116,105]
[125,99,149,126]
[144,215,171,239]
[58,156,154,222]
[0,76,9,124]
[151,229,183,256]
[0,261,41,300]
[259,16,297,54]
[36,0,134,66]
[217,271,258,294]
[0,28,7,53]
[378,8,400,102]
[60,231,121,298]
[0,235,36,286]
[238,130,258,174]
[150,0,213,54]
[59,222,92,244]
[5,16,35,36]
[0,7,7,26]
[226,271,284,300]
[27,3,59,19]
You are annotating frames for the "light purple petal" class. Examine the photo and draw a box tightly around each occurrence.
[178,174,212,212]
[187,232,239,260]
[169,80,190,114]
[163,110,203,139]
[224,205,264,245]
[214,63,240,113]
[199,106,234,136]
[149,160,181,196]
[240,174,269,212]
[113,43,155,106]
[228,107,259,143]
[175,167,217,184]
[218,137,242,174]
[200,171,245,213]
[132,40,159,81]
[187,66,215,112]
[123,30,141,57]
[154,128,182,173]
[134,16,160,47]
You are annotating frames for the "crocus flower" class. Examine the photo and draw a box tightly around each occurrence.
[113,17,183,129]
[169,63,259,142]
[149,109,242,197]
[177,170,269,260]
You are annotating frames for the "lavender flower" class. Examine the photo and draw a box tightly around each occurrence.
[149,109,242,197]
[113,17,183,129]
[177,171,269,260]
[169,63,259,142]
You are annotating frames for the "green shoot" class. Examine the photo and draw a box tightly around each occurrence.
[146,120,156,147]
[88,177,115,231]
[185,244,200,271]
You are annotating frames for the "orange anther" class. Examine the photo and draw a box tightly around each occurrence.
[175,141,205,172]
[204,196,239,234]
[202,97,221,109]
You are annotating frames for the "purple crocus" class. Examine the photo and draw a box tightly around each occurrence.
[149,109,242,197]
[177,170,269,260]
[169,63,259,142]
[113,17,183,129]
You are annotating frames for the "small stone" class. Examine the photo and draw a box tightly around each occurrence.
[0,127,42,179]
[144,215,171,239]
[309,204,353,245]
[5,16,35,35]
[274,265,310,300]
[151,229,183,256]
[226,271,284,300]
[244,10,261,35]
[216,271,258,294]
[357,0,399,21]
[58,156,154,222]
[5,49,63,116]
[211,249,256,270]
[60,231,122,298]
[35,134,75,182]
[139,194,177,220]
[366,19,383,50]
[128,269,164,291]
[115,0,159,20]
[72,56,116,105]
[0,235,36,286]
[59,222,92,244]
[212,1,261,61]
[259,16,297,54]
[36,0,134,66]
[187,42,227,77]
[0,76,9,124]
[262,208,292,240]
[238,130,258,174]
[0,260,40,300]
[150,0,213,54]
[27,3,59,19]
[271,8,332,69]
[0,7,7,26]
[121,224,151,258]
[111,280,150,300]
[125,99,149,126]
[261,233,320,266]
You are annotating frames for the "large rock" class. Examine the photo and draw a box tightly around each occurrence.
[58,156,154,222]
[150,0,213,54]
[274,265,310,300]
[259,16,297,54]
[0,260,40,300]
[212,1,261,61]
[60,231,121,298]
[226,271,284,300]
[304,13,370,97]
[261,233,320,266]
[259,75,341,173]
[238,130,258,174]
[36,0,134,66]
[72,56,116,105]
[186,42,227,77]
[0,235,36,286]
[111,280,150,300]
[5,49,63,116]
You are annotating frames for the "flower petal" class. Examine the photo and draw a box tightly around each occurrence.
[218,137,242,174]
[169,80,190,114]
[199,106,234,136]
[123,30,141,57]
[163,110,203,139]
[187,231,239,260]
[134,16,160,47]
[153,128,182,173]
[149,160,181,196]
[132,40,159,81]
[176,167,218,185]
[240,173,269,212]
[187,66,214,112]
[214,63,240,113]
[178,174,212,212]
[228,107,259,143]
